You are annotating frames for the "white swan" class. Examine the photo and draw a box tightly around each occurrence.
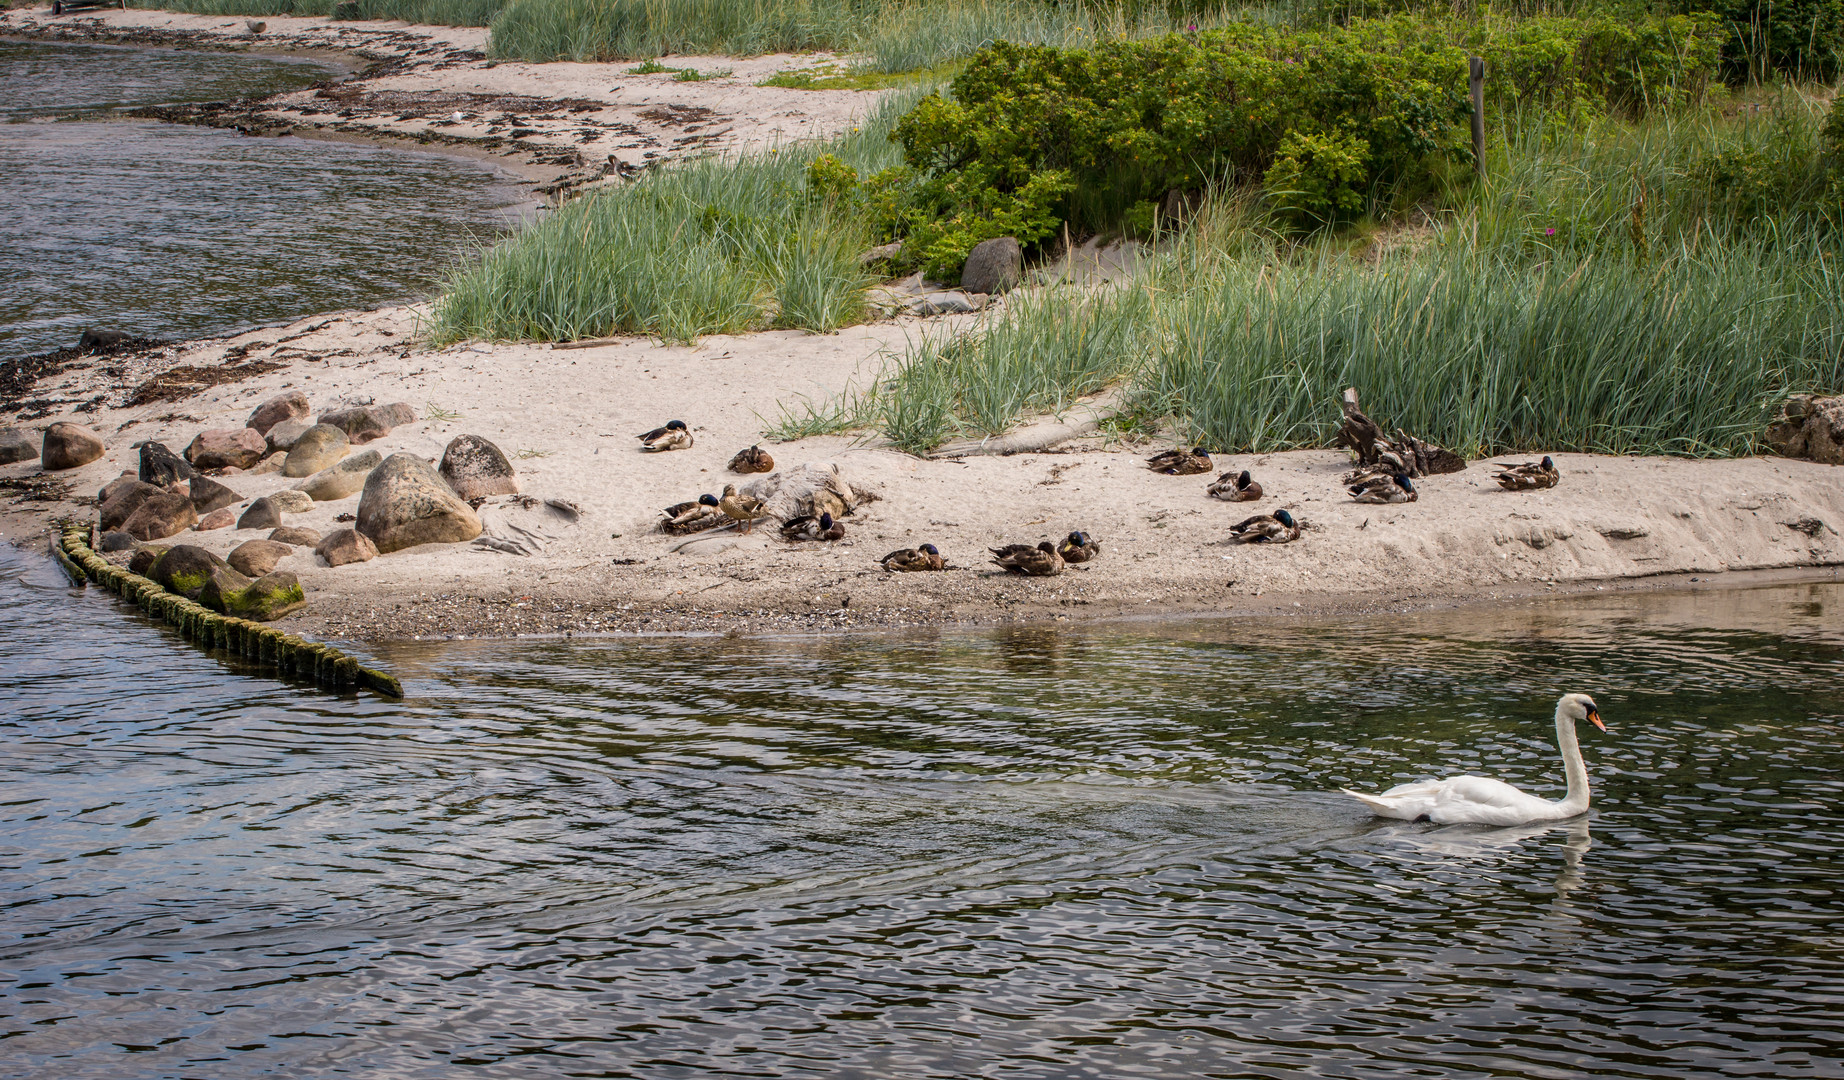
[1345,693,1606,825]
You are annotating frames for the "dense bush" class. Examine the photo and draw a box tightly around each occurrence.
[884,14,1719,271]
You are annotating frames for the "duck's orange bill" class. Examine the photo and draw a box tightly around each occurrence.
[1588,709,1607,732]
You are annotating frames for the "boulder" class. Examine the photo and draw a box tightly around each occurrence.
[146,545,234,600]
[318,402,413,444]
[283,423,349,477]
[356,452,481,553]
[197,507,236,531]
[0,427,37,465]
[98,531,137,553]
[139,441,195,486]
[195,563,254,614]
[80,328,131,353]
[236,496,284,531]
[212,570,305,622]
[187,473,242,515]
[267,489,314,514]
[265,417,313,454]
[127,546,169,577]
[229,538,293,577]
[268,526,321,547]
[960,236,1023,295]
[439,435,518,501]
[250,451,287,475]
[41,423,104,470]
[99,480,165,531]
[99,470,140,503]
[120,490,198,541]
[1766,394,1844,465]
[296,448,381,501]
[315,526,378,566]
[185,427,266,470]
[246,391,309,435]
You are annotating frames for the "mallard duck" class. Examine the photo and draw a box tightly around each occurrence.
[718,483,771,532]
[729,445,774,474]
[990,541,1065,576]
[1057,530,1100,563]
[1229,508,1300,544]
[781,511,844,542]
[639,419,692,452]
[1148,448,1213,475]
[881,543,945,572]
[660,493,722,534]
[1207,469,1262,502]
[1349,472,1416,504]
[1494,455,1560,491]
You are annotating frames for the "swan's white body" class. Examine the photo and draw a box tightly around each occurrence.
[1345,693,1605,826]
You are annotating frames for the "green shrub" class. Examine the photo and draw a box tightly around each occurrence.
[888,15,1720,256]
[1263,129,1372,227]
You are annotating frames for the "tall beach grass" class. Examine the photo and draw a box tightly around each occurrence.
[428,92,920,344]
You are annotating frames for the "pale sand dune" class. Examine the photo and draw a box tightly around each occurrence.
[4,305,1840,640]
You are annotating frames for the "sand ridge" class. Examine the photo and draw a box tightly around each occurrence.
[4,305,1841,641]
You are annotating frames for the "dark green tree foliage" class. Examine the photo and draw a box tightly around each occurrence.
[889,14,1719,268]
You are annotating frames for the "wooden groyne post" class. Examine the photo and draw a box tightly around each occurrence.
[52,523,404,698]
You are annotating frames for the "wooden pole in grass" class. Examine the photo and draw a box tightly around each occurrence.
[1469,57,1486,182]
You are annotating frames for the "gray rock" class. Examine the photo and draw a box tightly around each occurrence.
[315,526,378,567]
[98,531,137,552]
[187,473,242,515]
[120,490,197,541]
[960,236,1022,295]
[439,434,518,501]
[267,489,314,514]
[246,391,309,435]
[147,545,233,600]
[283,424,350,477]
[236,496,284,531]
[296,448,381,501]
[915,291,981,316]
[356,452,481,554]
[139,441,195,486]
[100,480,164,531]
[265,417,313,454]
[41,423,104,470]
[319,402,414,444]
[1767,394,1844,465]
[80,329,131,353]
[268,526,322,547]
[185,428,266,471]
[228,539,293,578]
[0,427,37,465]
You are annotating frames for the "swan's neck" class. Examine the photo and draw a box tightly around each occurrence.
[1554,705,1591,814]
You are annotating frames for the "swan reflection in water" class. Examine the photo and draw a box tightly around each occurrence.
[1366,814,1596,897]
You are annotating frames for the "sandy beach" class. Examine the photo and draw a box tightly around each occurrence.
[4,6,1842,641]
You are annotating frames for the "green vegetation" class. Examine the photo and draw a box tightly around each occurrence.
[428,93,919,344]
[126,0,504,26]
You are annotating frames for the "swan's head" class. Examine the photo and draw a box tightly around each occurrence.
[1561,693,1606,732]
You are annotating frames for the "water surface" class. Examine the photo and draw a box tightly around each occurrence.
[3,550,1840,1078]
[1,40,524,357]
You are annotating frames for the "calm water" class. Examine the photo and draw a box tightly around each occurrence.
[3,547,1841,1078]
[0,40,524,357]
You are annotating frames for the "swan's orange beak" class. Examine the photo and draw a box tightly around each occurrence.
[1587,707,1606,732]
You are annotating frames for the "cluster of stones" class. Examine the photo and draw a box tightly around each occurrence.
[54,523,402,698]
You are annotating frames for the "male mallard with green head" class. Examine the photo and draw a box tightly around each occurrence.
[639,419,693,452]
[1349,472,1416,504]
[1207,469,1262,502]
[660,493,722,534]
[1057,530,1100,563]
[1493,456,1560,491]
[1228,508,1300,544]
[781,511,845,542]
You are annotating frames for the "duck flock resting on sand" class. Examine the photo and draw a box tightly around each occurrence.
[640,413,1562,578]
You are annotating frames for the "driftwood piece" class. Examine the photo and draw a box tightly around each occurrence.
[1332,388,1466,477]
